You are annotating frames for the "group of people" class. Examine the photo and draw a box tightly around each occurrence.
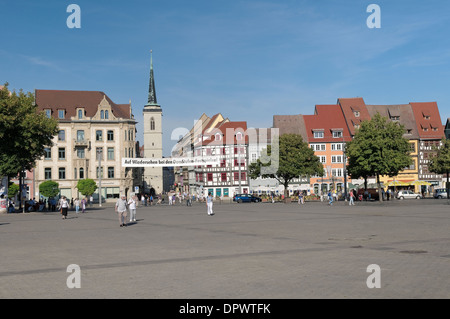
[58,196,88,219]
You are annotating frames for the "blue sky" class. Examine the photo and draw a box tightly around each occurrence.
[2,0,450,156]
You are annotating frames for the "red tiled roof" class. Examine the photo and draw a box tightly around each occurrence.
[35,89,132,120]
[195,119,248,147]
[409,102,444,139]
[337,97,371,136]
[304,104,352,143]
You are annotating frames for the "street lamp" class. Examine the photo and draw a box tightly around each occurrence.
[97,148,102,207]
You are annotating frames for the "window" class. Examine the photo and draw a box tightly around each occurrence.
[353,111,360,117]
[320,156,326,163]
[234,172,239,180]
[221,173,227,182]
[45,109,51,118]
[79,168,84,179]
[331,143,342,151]
[58,110,65,119]
[310,144,326,151]
[108,167,114,179]
[58,148,66,160]
[107,130,114,141]
[107,147,114,160]
[236,132,243,141]
[96,167,104,178]
[390,116,400,121]
[215,133,221,141]
[77,130,85,142]
[77,148,85,159]
[332,131,343,138]
[96,130,103,141]
[313,131,324,138]
[207,173,213,182]
[74,168,77,179]
[150,117,155,131]
[105,110,109,119]
[44,168,52,180]
[58,130,65,141]
[44,148,51,160]
[100,110,104,119]
[331,155,343,163]
[78,109,83,119]
[59,167,66,180]
[251,153,257,162]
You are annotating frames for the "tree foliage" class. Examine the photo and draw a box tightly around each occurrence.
[346,113,412,201]
[0,83,59,177]
[249,134,323,201]
[76,179,98,197]
[39,180,60,198]
[8,182,20,198]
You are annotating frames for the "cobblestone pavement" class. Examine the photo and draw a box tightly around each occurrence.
[0,199,449,299]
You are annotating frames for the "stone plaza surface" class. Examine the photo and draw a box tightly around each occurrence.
[0,199,449,299]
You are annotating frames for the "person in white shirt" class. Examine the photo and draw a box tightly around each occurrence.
[60,196,69,219]
[128,195,137,223]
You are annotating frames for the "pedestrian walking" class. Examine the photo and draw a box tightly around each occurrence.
[128,195,137,223]
[328,191,333,206]
[81,197,86,213]
[60,196,69,219]
[74,198,80,213]
[90,195,94,207]
[206,192,214,216]
[115,194,128,227]
[349,190,355,206]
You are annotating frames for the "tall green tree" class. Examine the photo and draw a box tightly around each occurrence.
[76,179,98,197]
[346,113,412,201]
[429,138,450,199]
[0,83,59,177]
[39,180,60,198]
[249,134,323,202]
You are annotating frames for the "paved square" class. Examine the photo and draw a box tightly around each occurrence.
[0,199,449,299]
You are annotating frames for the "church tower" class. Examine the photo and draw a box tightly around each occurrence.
[143,51,163,195]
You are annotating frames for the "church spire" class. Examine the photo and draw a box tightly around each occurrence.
[147,50,158,106]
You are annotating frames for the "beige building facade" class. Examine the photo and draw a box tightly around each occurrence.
[34,89,139,202]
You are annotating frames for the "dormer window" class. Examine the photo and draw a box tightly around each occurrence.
[390,116,400,121]
[78,109,83,119]
[215,133,222,141]
[332,130,343,138]
[313,130,324,138]
[236,132,243,141]
[58,109,65,119]
[353,111,360,117]
[45,109,52,118]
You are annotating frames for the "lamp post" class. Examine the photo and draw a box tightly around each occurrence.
[97,148,102,207]
[343,135,347,200]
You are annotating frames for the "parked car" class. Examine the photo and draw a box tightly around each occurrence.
[433,188,448,199]
[396,190,422,200]
[233,194,261,203]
